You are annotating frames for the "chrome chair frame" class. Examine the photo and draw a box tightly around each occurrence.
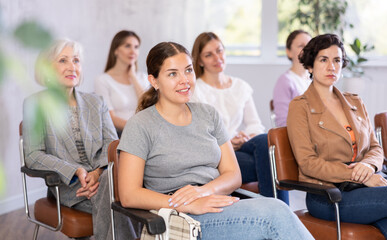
[376,126,383,150]
[19,132,63,240]
[268,128,343,240]
[270,99,277,128]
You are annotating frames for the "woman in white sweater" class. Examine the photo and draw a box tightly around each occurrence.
[191,32,288,203]
[95,30,148,136]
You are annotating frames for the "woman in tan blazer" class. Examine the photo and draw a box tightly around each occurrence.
[287,34,387,238]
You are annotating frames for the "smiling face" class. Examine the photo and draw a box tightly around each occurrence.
[286,33,311,63]
[115,36,140,66]
[53,46,81,89]
[310,45,343,88]
[149,53,195,106]
[199,39,226,74]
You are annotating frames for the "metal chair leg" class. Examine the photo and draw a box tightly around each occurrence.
[111,209,116,240]
[108,161,116,240]
[334,202,341,240]
[269,145,278,199]
[33,224,39,240]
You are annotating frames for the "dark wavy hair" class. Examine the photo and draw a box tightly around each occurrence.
[136,42,191,112]
[299,34,348,79]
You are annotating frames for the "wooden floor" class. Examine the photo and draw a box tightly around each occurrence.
[0,206,73,240]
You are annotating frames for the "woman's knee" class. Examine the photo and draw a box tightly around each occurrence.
[239,198,292,218]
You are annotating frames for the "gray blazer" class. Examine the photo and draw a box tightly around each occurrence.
[23,89,118,207]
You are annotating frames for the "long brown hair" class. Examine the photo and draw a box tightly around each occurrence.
[136,42,191,112]
[191,32,223,78]
[104,30,141,72]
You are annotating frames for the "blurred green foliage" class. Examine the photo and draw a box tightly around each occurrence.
[346,38,375,77]
[291,0,350,37]
[0,50,5,85]
[0,17,67,195]
[13,21,53,50]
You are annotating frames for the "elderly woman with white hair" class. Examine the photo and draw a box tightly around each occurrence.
[23,39,137,240]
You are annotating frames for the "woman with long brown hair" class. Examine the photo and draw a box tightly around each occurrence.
[95,30,149,135]
[191,32,289,203]
[117,41,313,239]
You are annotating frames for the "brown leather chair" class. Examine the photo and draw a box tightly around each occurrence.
[107,140,259,240]
[107,140,166,240]
[240,182,259,193]
[375,112,387,169]
[267,127,384,240]
[19,122,93,239]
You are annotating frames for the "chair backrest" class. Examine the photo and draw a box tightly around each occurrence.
[374,112,387,160]
[108,139,121,202]
[270,99,274,112]
[267,127,299,183]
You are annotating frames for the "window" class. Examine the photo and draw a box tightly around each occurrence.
[277,0,302,57]
[205,0,387,61]
[345,0,387,57]
[206,0,262,56]
[277,0,387,58]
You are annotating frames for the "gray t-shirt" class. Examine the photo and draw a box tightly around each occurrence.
[118,102,229,193]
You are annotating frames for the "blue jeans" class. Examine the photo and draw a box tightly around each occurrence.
[236,134,289,204]
[306,186,387,238]
[189,196,314,240]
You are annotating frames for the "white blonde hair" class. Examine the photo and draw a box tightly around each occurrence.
[35,39,84,86]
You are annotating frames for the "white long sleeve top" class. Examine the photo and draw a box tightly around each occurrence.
[94,72,149,120]
[191,77,265,138]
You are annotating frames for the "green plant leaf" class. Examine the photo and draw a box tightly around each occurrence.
[354,38,361,49]
[358,57,367,63]
[350,42,361,56]
[13,21,53,50]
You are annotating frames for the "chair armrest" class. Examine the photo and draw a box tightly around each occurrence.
[20,166,61,187]
[279,180,342,203]
[111,202,166,235]
[232,188,260,199]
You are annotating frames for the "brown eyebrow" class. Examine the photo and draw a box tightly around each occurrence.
[317,56,341,60]
[165,68,178,72]
[165,64,192,72]
[203,47,223,54]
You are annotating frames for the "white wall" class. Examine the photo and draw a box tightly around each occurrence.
[1,0,387,215]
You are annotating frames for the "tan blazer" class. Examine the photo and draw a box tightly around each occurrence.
[287,83,383,186]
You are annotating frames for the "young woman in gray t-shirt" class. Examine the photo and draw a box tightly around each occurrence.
[117,42,313,240]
